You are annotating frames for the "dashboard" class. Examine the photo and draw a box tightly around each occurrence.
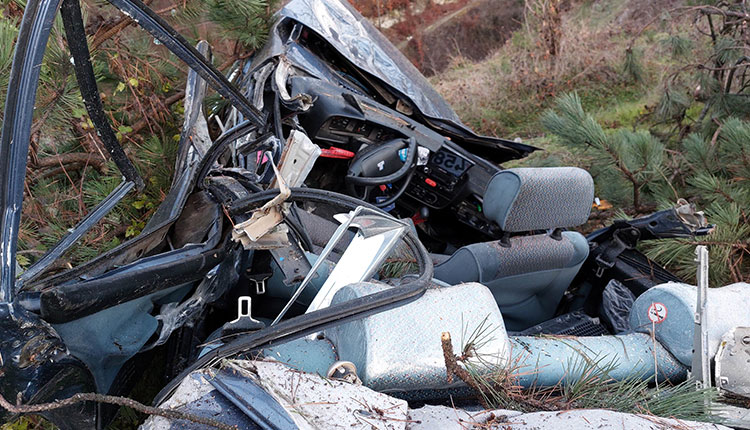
[290,76,503,243]
[430,148,472,177]
[406,147,472,209]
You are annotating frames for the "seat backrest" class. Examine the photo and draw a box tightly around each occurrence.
[483,167,594,233]
[434,167,594,331]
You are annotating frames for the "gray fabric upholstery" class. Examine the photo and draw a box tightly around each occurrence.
[433,167,594,331]
[434,231,589,331]
[483,167,594,232]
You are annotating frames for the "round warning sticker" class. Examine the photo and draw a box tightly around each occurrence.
[647,302,668,324]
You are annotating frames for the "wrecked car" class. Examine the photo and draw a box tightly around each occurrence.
[0,0,747,429]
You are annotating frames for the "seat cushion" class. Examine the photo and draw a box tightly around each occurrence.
[434,232,588,284]
[483,167,594,232]
[434,232,589,331]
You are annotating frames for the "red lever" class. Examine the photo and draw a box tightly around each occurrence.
[320,147,355,159]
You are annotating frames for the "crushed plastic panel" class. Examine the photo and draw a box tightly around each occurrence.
[232,162,291,244]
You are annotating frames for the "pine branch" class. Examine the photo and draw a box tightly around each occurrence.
[441,331,491,408]
[128,90,185,137]
[34,153,107,173]
[89,0,155,50]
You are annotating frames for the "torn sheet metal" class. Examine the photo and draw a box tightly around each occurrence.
[244,360,409,429]
[408,406,731,430]
[274,56,314,111]
[675,198,712,232]
[716,326,750,398]
[232,162,291,244]
[233,360,409,430]
[140,371,259,430]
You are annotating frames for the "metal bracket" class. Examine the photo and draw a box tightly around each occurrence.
[249,277,268,295]
[691,245,711,389]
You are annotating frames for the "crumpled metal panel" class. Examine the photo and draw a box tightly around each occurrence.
[0,303,97,429]
[140,372,260,430]
[326,282,509,395]
[716,326,750,397]
[279,0,463,124]
[146,360,411,430]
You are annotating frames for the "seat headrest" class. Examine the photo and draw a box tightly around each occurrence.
[483,167,594,232]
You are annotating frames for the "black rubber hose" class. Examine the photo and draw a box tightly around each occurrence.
[273,92,285,157]
[195,121,260,187]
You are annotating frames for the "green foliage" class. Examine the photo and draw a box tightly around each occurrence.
[541,92,608,152]
[206,0,276,51]
[0,17,17,111]
[1,415,57,430]
[662,35,693,59]
[542,93,664,209]
[560,356,717,421]
[611,129,665,184]
[712,37,738,66]
[623,47,644,83]
[655,85,690,122]
[0,15,83,141]
[379,242,419,278]
[544,90,750,284]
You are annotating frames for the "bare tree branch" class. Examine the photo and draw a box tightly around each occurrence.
[0,392,237,430]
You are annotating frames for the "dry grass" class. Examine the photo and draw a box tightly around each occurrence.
[431,0,692,138]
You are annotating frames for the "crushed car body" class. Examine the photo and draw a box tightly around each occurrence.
[0,0,748,429]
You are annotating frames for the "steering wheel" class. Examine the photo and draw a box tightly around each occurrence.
[344,137,417,208]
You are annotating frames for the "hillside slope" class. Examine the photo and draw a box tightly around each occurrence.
[432,0,686,140]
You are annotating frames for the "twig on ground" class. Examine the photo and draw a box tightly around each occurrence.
[34,153,107,173]
[0,392,236,430]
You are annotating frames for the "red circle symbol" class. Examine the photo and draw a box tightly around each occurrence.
[647,302,668,324]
